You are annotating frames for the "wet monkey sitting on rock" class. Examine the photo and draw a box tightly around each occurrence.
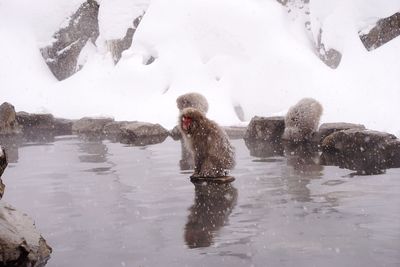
[282,98,323,143]
[176,92,209,170]
[179,108,235,178]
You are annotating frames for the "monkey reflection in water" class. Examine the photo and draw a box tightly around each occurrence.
[176,92,209,170]
[284,142,323,203]
[184,183,238,248]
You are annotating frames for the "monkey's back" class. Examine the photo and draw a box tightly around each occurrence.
[192,119,235,170]
[283,98,323,142]
[285,98,323,132]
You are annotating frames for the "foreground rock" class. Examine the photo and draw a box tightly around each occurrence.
[17,112,73,137]
[40,0,100,80]
[0,102,22,136]
[321,129,399,174]
[244,116,285,157]
[0,202,52,266]
[72,117,114,135]
[316,122,366,144]
[104,121,169,146]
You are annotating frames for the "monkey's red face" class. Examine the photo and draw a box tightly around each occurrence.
[181,115,192,132]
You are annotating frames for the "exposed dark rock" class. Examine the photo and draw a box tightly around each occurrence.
[144,55,156,65]
[72,117,114,135]
[0,146,7,199]
[223,126,247,140]
[16,112,73,137]
[0,202,52,266]
[0,102,22,136]
[233,104,245,122]
[386,139,400,168]
[316,122,366,144]
[107,14,144,64]
[313,28,342,69]
[40,0,100,80]
[244,116,285,157]
[104,121,169,146]
[321,129,398,174]
[360,12,400,51]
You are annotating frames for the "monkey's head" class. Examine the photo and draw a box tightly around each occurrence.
[176,93,209,114]
[179,107,207,135]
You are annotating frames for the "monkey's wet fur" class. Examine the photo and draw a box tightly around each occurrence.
[179,108,235,178]
[282,98,323,143]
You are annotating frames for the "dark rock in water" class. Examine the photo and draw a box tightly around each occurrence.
[386,139,400,168]
[0,102,22,136]
[359,12,400,51]
[321,129,398,174]
[72,117,114,135]
[0,202,52,266]
[104,121,169,146]
[169,125,182,141]
[223,126,247,140]
[16,112,73,137]
[0,146,7,199]
[316,122,366,144]
[107,14,144,64]
[244,116,285,157]
[40,0,100,80]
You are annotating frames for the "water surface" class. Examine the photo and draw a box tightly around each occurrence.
[2,136,400,266]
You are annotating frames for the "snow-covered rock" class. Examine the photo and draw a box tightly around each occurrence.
[40,0,100,80]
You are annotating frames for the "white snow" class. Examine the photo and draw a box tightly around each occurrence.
[0,0,399,135]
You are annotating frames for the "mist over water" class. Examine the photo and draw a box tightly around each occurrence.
[2,136,400,267]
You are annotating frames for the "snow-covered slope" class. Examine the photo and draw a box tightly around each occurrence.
[0,0,399,135]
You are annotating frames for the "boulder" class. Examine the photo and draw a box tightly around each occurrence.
[0,202,52,266]
[72,117,114,135]
[16,112,73,136]
[40,0,100,80]
[321,129,398,174]
[0,102,22,136]
[316,122,366,144]
[359,12,400,51]
[223,126,247,140]
[244,116,285,157]
[104,121,169,146]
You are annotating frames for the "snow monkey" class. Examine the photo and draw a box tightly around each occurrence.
[176,92,209,114]
[176,92,209,170]
[282,98,323,143]
[179,108,235,178]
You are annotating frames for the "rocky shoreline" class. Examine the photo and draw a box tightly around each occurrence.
[0,101,400,265]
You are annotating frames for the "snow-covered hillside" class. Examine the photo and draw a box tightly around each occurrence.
[0,0,399,135]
